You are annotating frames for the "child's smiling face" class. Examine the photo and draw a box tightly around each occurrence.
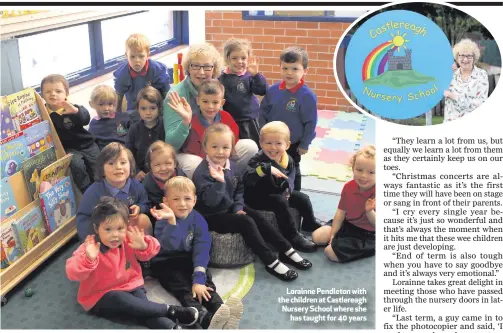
[260,132,290,164]
[353,155,375,191]
[197,92,225,124]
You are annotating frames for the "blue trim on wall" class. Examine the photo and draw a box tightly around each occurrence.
[242,11,359,23]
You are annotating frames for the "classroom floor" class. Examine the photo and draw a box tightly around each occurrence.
[1,113,376,330]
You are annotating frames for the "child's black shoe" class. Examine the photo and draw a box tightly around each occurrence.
[199,304,230,329]
[167,306,199,326]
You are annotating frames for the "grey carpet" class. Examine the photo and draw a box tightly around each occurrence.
[1,190,375,329]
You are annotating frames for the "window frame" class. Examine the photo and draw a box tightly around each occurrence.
[16,10,188,90]
[242,10,364,23]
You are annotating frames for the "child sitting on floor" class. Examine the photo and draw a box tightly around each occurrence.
[126,86,166,181]
[88,85,131,151]
[243,121,322,253]
[312,145,376,263]
[142,140,186,210]
[150,176,243,329]
[41,74,100,193]
[66,196,198,329]
[193,123,312,282]
[76,142,152,241]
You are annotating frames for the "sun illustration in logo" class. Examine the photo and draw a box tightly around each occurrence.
[390,31,410,52]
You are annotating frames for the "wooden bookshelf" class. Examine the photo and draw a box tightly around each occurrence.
[1,91,82,299]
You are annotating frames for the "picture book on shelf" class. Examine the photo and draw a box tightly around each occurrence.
[21,146,57,200]
[23,120,54,157]
[12,203,47,253]
[5,88,41,131]
[0,132,29,179]
[1,177,18,221]
[39,153,72,191]
[1,219,24,266]
[40,176,76,233]
[1,96,18,140]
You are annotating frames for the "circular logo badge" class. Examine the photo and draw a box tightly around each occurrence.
[345,10,453,119]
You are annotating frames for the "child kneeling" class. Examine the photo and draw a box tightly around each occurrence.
[66,197,198,329]
[150,176,243,329]
[312,145,376,262]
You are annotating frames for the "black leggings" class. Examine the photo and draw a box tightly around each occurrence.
[205,206,292,265]
[245,191,316,240]
[91,287,177,329]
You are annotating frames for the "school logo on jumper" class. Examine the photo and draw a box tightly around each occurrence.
[344,10,453,119]
[286,99,297,112]
[186,231,194,246]
[116,122,127,136]
[237,81,247,93]
[63,117,74,129]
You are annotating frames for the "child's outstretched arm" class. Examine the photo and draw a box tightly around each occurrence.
[329,209,346,244]
[66,235,100,281]
[164,91,192,151]
[249,58,268,96]
[127,226,161,261]
[194,166,232,208]
[151,204,184,249]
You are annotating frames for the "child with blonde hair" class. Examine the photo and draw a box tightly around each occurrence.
[243,121,321,253]
[219,38,267,145]
[126,86,166,181]
[143,140,186,210]
[67,196,198,329]
[312,145,376,262]
[150,176,243,329]
[89,85,131,151]
[193,123,311,281]
[114,33,171,120]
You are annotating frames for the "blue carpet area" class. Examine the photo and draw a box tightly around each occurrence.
[239,190,376,329]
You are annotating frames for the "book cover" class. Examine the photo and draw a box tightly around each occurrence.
[1,96,18,140]
[0,219,24,265]
[39,153,72,189]
[0,132,29,179]
[6,88,41,131]
[23,120,54,157]
[12,204,47,253]
[39,176,76,233]
[0,177,18,221]
[21,147,57,200]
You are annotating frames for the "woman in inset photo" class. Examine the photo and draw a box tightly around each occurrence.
[443,38,490,122]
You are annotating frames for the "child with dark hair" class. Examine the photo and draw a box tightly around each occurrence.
[193,123,312,282]
[143,140,187,210]
[126,86,166,181]
[41,74,100,193]
[88,85,131,151]
[219,38,267,145]
[259,46,318,191]
[150,176,244,329]
[67,196,199,329]
[76,142,152,241]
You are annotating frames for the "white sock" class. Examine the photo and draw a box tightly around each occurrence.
[285,248,304,263]
[268,259,289,274]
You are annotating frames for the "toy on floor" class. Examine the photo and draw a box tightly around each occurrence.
[24,288,34,297]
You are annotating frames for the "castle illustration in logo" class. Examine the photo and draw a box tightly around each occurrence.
[362,31,434,88]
